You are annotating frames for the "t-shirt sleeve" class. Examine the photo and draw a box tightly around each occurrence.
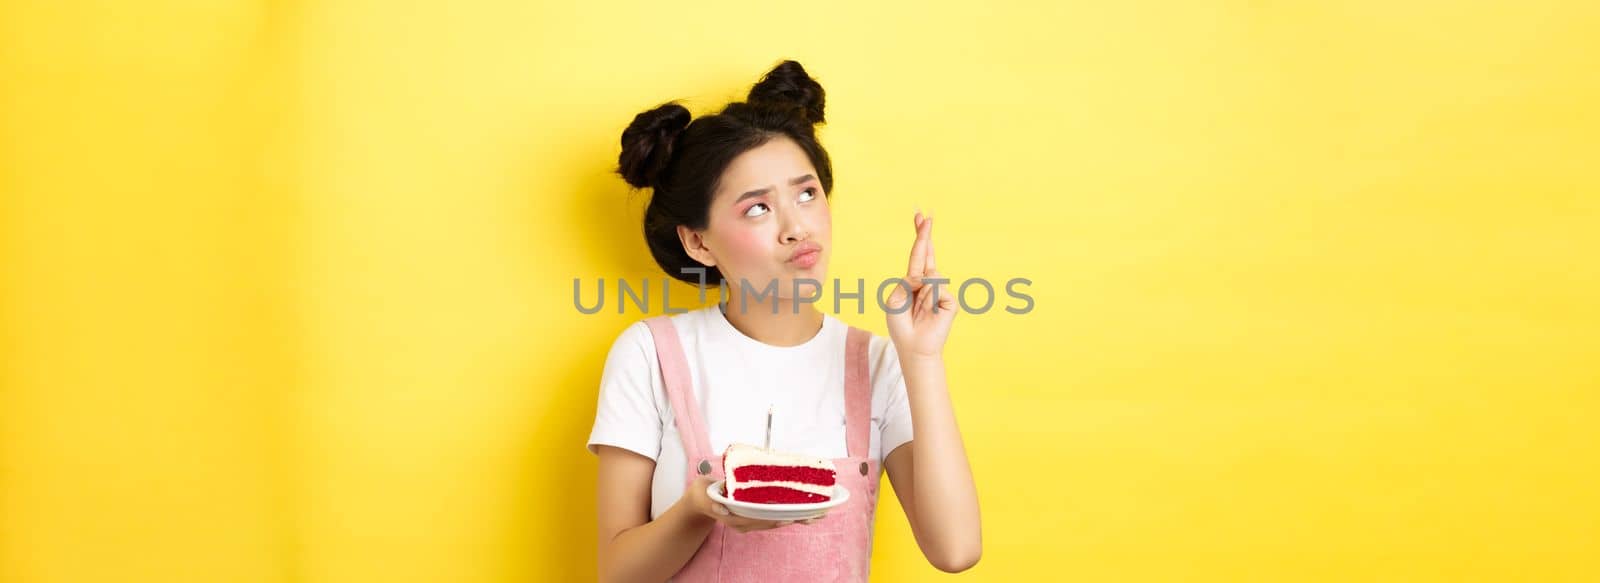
[585,321,665,460]
[873,337,916,460]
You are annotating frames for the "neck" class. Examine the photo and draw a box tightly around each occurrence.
[718,293,825,347]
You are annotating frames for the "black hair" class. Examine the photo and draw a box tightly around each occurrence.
[615,60,833,286]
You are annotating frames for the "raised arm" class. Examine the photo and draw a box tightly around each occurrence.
[882,210,982,572]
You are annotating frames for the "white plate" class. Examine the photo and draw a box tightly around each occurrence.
[707,480,849,521]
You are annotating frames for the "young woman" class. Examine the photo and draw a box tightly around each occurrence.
[587,60,980,582]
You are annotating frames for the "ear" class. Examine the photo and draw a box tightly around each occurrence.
[677,225,718,268]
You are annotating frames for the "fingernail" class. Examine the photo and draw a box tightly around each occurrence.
[777,521,793,526]
[713,505,729,515]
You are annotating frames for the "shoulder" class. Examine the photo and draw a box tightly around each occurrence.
[606,306,719,362]
[602,318,662,377]
[607,319,655,360]
[837,323,902,383]
[866,331,896,370]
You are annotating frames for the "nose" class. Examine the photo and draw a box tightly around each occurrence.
[779,209,809,244]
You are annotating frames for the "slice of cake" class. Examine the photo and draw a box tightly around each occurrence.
[721,442,836,504]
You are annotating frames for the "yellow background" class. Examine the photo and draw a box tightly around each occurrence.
[3,1,1597,581]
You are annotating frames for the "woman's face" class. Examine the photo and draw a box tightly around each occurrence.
[682,135,832,301]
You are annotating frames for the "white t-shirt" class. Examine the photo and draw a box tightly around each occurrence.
[586,305,915,520]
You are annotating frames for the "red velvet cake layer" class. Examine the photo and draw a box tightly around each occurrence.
[730,486,830,504]
[730,465,836,486]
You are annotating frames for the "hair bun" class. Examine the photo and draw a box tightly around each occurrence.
[747,60,826,125]
[617,102,693,189]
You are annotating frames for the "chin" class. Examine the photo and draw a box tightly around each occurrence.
[793,278,825,299]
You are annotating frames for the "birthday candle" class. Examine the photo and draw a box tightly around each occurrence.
[764,405,773,449]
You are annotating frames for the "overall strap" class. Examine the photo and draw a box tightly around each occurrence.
[843,326,873,460]
[643,317,715,470]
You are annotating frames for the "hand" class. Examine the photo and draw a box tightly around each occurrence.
[688,476,823,533]
[885,211,956,360]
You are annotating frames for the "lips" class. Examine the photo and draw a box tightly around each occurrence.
[787,242,822,267]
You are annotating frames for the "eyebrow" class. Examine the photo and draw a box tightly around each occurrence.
[733,174,816,204]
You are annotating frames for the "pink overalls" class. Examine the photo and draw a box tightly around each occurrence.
[643,316,882,583]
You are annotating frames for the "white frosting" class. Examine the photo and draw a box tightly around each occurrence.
[723,442,834,471]
[722,443,835,499]
[735,480,833,497]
